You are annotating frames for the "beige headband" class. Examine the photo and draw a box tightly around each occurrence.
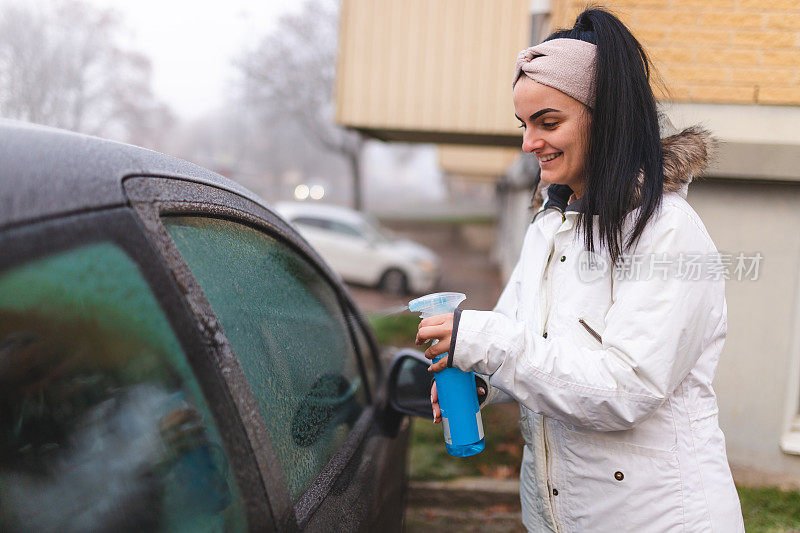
[513,38,598,108]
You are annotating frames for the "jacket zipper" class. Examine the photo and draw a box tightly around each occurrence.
[539,218,563,532]
[578,318,602,344]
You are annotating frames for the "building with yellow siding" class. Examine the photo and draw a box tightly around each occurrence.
[336,0,800,486]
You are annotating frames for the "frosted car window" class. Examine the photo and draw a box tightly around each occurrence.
[163,216,366,500]
[347,313,377,391]
[0,242,246,532]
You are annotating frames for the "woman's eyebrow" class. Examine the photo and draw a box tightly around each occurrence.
[514,108,561,122]
[529,108,560,120]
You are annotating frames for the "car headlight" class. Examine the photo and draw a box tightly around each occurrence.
[414,258,438,272]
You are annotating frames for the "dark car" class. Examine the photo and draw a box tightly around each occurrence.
[0,121,433,531]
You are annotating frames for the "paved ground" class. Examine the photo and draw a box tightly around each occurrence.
[405,478,525,532]
[405,504,524,532]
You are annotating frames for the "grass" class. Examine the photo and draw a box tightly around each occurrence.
[370,315,800,530]
[368,312,420,348]
[408,402,524,481]
[738,486,800,532]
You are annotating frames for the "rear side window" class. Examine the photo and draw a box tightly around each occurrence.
[327,221,362,238]
[0,242,246,531]
[163,216,366,500]
[292,216,330,230]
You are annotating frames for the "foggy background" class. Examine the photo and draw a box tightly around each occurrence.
[0,0,493,213]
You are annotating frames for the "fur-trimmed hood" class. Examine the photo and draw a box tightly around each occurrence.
[534,123,717,210]
[660,125,716,197]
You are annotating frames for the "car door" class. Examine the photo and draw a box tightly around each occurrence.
[288,216,338,267]
[322,219,387,284]
[292,216,382,286]
[0,208,272,531]
[125,177,409,531]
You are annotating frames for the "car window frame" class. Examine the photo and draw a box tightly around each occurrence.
[0,207,273,530]
[124,176,385,526]
[343,298,384,389]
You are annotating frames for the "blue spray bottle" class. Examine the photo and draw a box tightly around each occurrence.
[409,292,485,457]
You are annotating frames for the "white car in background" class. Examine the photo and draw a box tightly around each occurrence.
[275,202,440,295]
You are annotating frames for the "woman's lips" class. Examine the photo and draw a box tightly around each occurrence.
[539,152,562,165]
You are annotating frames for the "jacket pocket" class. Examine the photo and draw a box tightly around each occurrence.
[519,404,533,444]
[558,427,684,533]
[577,317,603,346]
[689,412,743,531]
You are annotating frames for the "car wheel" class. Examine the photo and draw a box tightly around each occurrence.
[380,269,408,295]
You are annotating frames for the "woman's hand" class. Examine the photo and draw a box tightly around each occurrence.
[430,380,487,424]
[415,313,454,373]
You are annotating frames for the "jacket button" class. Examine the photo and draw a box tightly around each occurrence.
[560,255,566,262]
[552,488,559,496]
[614,471,624,481]
[543,331,548,338]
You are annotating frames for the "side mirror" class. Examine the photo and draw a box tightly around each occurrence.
[291,374,361,446]
[387,349,434,419]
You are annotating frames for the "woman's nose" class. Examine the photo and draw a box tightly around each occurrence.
[522,132,545,154]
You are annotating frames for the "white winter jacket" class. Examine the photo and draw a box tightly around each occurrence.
[451,127,744,532]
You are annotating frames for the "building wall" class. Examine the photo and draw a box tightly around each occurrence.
[550,0,800,105]
[336,0,531,144]
[438,145,520,178]
[688,179,800,482]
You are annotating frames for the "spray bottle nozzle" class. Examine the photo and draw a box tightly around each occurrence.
[408,292,466,318]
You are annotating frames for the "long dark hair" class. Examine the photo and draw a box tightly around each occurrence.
[545,8,663,264]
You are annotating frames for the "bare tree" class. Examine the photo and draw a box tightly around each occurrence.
[238,0,366,210]
[0,0,173,144]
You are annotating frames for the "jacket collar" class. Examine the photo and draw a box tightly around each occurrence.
[544,184,580,213]
[540,125,715,214]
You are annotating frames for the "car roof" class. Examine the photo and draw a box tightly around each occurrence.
[274,201,369,226]
[0,120,267,230]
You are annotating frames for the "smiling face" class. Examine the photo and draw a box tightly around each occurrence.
[513,76,591,197]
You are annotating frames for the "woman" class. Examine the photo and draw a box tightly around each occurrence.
[416,8,745,532]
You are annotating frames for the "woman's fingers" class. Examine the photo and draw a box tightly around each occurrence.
[419,314,450,328]
[416,314,454,342]
[430,382,441,423]
[424,337,450,359]
[415,324,452,346]
[427,356,448,373]
[416,314,455,363]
